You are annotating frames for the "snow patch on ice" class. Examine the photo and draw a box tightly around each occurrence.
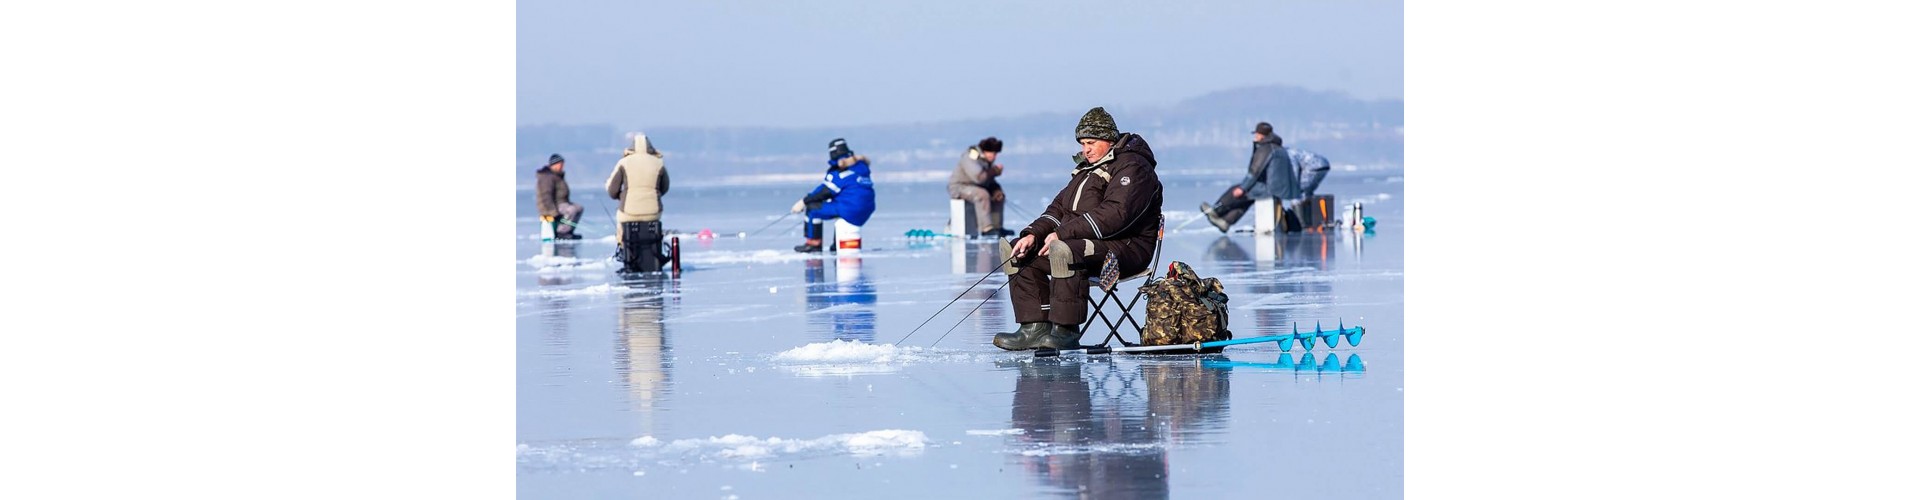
[524,254,613,273]
[772,340,919,364]
[767,340,1010,377]
[525,283,632,299]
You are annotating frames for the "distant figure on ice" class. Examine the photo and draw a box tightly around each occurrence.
[605,133,671,273]
[994,107,1163,351]
[949,136,1013,237]
[789,138,876,253]
[1287,146,1333,201]
[535,153,584,240]
[1199,121,1293,233]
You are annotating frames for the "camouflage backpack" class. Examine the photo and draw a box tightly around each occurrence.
[1139,261,1232,347]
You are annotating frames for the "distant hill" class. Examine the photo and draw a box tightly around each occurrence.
[516,84,1402,188]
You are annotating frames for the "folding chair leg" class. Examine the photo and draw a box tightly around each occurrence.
[1117,287,1149,337]
[1083,288,1130,347]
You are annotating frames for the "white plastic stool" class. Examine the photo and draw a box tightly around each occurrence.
[834,219,862,254]
[1253,197,1276,235]
[948,198,979,238]
[539,220,557,257]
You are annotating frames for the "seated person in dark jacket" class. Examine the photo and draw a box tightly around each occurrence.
[1199,121,1297,233]
[994,107,1163,351]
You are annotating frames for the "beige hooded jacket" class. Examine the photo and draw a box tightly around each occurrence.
[606,134,669,223]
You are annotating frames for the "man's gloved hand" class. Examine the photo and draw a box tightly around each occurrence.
[541,215,555,222]
[790,199,807,214]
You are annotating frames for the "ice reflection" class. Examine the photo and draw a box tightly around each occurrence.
[804,256,878,342]
[614,275,677,437]
[1002,357,1232,499]
[1204,352,1366,381]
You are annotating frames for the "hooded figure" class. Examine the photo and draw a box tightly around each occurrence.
[535,153,585,239]
[789,138,877,253]
[993,107,1163,351]
[605,134,671,272]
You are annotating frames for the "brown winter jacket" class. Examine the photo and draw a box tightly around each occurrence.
[534,165,571,218]
[1020,133,1162,246]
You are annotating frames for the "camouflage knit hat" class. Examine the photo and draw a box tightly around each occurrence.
[1075,107,1119,142]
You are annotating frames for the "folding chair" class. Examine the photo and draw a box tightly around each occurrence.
[1080,215,1165,348]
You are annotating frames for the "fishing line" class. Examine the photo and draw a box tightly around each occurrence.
[894,251,1019,346]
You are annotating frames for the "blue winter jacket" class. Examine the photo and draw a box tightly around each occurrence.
[801,155,877,225]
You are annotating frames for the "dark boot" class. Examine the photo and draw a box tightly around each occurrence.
[1037,323,1085,350]
[794,239,823,253]
[1201,202,1231,233]
[993,322,1053,351]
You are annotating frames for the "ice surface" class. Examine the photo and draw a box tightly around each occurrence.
[518,430,929,470]
[518,175,1405,499]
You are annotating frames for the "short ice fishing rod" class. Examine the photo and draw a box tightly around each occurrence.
[895,247,1020,346]
[746,212,796,238]
[1034,322,1364,358]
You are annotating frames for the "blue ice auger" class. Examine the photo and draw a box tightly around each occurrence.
[1034,321,1364,358]
[1203,352,1366,373]
[904,229,960,239]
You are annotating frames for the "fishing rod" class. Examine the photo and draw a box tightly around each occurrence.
[895,249,1019,346]
[1168,214,1205,233]
[745,212,796,238]
[1033,322,1364,358]
[927,278,1014,348]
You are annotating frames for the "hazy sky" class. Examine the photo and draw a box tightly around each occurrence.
[518,0,1402,129]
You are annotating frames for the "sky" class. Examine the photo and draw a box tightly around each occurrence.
[517,0,1403,128]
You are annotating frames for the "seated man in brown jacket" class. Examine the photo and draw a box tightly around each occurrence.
[994,107,1163,351]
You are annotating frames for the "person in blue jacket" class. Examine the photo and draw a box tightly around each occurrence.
[789,138,877,253]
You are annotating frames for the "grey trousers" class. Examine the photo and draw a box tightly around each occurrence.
[553,202,584,235]
[948,184,1004,234]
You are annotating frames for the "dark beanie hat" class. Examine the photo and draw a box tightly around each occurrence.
[1253,122,1274,135]
[1075,107,1120,142]
[827,138,853,160]
[977,137,1003,153]
[547,153,564,166]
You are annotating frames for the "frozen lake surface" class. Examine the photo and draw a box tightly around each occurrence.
[517,170,1404,498]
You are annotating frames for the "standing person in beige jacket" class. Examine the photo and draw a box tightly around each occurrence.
[605,134,671,273]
